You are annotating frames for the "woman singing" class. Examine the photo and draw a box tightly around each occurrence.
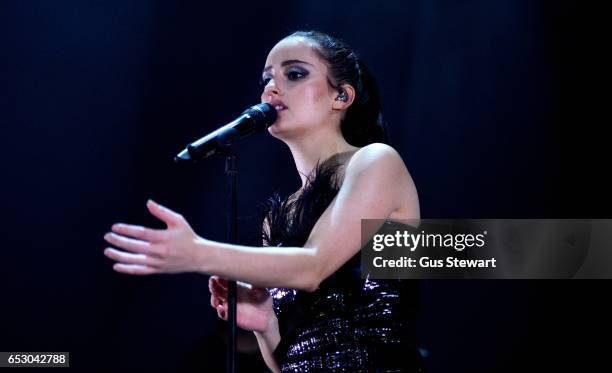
[104,30,423,372]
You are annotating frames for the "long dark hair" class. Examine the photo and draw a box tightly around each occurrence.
[284,30,389,147]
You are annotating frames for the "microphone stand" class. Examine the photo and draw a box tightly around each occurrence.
[175,104,277,372]
[223,148,238,373]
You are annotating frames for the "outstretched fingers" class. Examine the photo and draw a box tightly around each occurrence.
[111,223,165,242]
[146,199,183,227]
[112,263,158,275]
[104,247,162,267]
[104,232,163,256]
[104,199,187,276]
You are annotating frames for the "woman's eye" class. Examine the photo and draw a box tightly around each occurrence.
[287,71,306,81]
[260,77,271,86]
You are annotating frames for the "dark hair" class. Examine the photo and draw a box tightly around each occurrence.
[283,30,389,147]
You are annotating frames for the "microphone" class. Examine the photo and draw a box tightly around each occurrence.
[175,103,277,162]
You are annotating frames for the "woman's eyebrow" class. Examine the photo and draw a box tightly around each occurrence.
[263,59,313,72]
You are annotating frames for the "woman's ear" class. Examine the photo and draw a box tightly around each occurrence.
[332,84,355,110]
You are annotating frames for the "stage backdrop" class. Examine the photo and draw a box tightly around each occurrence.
[0,1,606,372]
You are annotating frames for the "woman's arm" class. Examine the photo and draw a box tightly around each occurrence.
[253,313,281,373]
[253,218,281,373]
[104,143,419,290]
[209,273,282,372]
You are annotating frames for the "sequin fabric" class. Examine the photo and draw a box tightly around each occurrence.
[267,252,425,372]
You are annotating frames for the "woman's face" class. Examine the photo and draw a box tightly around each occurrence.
[261,37,338,140]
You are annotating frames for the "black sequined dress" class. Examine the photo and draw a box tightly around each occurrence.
[262,156,425,372]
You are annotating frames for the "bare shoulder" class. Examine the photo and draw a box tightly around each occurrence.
[344,143,419,220]
[345,143,407,176]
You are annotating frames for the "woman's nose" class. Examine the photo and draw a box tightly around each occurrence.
[262,79,280,97]
[261,87,280,103]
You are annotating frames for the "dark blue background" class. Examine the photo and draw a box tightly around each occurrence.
[0,1,607,372]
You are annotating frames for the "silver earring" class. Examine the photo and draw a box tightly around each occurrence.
[337,91,348,102]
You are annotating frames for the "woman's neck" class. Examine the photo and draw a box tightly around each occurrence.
[285,131,358,188]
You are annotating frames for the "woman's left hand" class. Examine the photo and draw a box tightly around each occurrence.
[103,199,205,275]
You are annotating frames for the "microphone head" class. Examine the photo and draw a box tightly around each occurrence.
[245,103,277,129]
[174,147,192,163]
[174,103,277,163]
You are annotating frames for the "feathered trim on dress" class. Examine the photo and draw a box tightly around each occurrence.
[261,158,344,248]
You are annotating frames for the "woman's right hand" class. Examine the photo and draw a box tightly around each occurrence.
[208,276,275,333]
